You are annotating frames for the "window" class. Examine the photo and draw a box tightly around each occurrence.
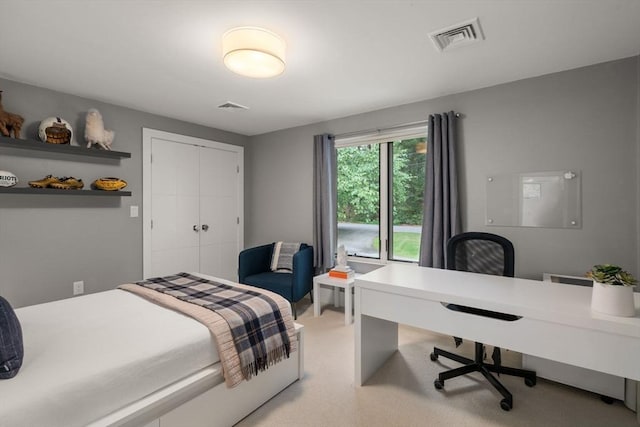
[336,129,426,263]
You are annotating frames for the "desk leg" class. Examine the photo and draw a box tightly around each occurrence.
[345,284,351,325]
[637,380,639,423]
[355,288,398,386]
[313,282,320,317]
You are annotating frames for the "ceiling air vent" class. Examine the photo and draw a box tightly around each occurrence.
[217,101,249,111]
[429,17,484,52]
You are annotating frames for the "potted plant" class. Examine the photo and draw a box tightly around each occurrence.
[587,264,637,317]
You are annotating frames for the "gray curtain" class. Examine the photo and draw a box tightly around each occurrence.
[313,134,337,273]
[419,112,461,268]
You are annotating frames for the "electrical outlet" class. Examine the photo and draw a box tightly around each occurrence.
[73,281,84,296]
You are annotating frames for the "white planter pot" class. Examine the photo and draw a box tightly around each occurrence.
[591,281,636,317]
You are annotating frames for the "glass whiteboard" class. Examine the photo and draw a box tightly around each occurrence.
[486,171,581,228]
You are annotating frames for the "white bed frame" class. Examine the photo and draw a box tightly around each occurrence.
[91,324,304,427]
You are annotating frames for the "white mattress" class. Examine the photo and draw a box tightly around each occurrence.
[0,289,219,427]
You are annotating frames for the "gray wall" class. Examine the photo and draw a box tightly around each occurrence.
[247,56,640,280]
[637,58,640,279]
[2,56,638,308]
[0,78,248,307]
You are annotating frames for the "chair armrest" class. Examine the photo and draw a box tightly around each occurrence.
[238,243,274,282]
[291,246,314,302]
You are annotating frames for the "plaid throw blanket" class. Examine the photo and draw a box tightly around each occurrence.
[120,273,294,385]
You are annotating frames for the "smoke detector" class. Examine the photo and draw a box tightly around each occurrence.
[217,101,249,111]
[429,17,484,52]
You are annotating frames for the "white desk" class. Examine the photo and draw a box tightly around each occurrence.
[355,264,640,419]
[313,273,355,325]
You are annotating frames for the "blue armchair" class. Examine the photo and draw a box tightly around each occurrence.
[238,243,314,319]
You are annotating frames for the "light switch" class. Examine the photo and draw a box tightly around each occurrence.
[130,205,139,218]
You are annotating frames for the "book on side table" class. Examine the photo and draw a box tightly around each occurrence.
[329,266,354,280]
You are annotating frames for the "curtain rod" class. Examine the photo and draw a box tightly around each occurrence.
[334,113,461,140]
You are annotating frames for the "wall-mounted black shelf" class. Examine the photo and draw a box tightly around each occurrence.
[0,136,131,159]
[0,187,131,196]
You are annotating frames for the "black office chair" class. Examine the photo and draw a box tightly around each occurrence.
[429,232,536,411]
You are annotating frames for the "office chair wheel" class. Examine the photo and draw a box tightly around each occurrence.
[434,379,444,390]
[429,352,438,361]
[500,399,512,411]
[525,377,536,387]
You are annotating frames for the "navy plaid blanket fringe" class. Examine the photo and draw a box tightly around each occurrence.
[136,272,292,380]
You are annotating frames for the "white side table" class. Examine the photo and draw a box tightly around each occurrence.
[313,273,356,325]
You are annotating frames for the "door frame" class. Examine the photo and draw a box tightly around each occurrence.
[142,128,244,278]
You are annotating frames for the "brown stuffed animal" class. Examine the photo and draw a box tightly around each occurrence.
[0,91,25,139]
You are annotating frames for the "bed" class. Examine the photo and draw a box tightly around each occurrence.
[0,273,304,427]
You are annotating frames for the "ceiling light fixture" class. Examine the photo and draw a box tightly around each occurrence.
[222,26,286,78]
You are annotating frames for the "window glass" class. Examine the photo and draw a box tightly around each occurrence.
[336,133,426,263]
[336,144,380,258]
[390,137,426,262]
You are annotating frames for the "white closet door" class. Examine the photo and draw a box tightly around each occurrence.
[144,129,244,280]
[150,139,200,277]
[199,146,240,280]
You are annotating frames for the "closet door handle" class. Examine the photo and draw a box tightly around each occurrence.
[193,225,200,232]
[202,224,209,231]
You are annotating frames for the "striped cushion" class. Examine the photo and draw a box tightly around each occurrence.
[270,242,301,272]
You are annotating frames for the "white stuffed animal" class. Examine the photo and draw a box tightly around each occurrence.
[85,108,114,150]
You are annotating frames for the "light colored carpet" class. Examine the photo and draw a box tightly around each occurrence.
[236,299,638,427]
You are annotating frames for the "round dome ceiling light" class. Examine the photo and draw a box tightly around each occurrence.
[222,27,286,78]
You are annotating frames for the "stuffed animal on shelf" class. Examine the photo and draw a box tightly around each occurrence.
[0,90,25,139]
[85,108,114,150]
